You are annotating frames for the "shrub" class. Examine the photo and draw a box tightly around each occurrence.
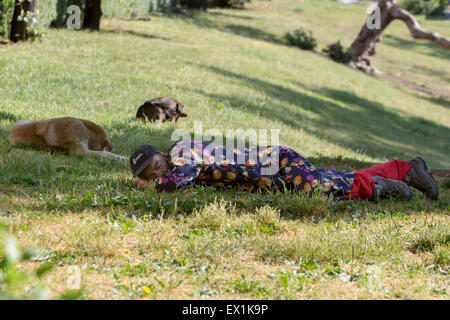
[0,0,45,41]
[285,28,317,50]
[149,0,180,13]
[323,41,353,64]
[20,8,46,41]
[0,0,15,39]
[400,0,447,16]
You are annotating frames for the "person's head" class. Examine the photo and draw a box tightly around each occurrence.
[130,145,168,180]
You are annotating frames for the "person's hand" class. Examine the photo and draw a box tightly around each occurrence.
[133,177,150,188]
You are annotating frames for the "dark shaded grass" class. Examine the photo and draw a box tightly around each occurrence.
[189,64,450,166]
[179,12,286,46]
[1,109,448,225]
[99,29,171,41]
[383,34,450,62]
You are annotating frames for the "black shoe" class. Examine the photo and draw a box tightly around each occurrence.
[403,157,438,200]
[372,176,413,200]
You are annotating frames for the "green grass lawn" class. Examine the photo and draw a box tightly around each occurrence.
[0,0,449,299]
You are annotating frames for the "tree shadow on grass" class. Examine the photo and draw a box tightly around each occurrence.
[100,28,170,41]
[104,113,379,171]
[206,11,261,20]
[101,118,179,156]
[415,95,450,109]
[383,34,450,61]
[174,12,284,46]
[387,63,450,99]
[307,155,375,171]
[220,24,285,45]
[192,64,450,167]
[413,63,450,85]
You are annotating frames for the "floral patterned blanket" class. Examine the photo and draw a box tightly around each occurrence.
[154,140,355,199]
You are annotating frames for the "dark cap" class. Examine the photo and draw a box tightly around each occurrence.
[130,145,161,178]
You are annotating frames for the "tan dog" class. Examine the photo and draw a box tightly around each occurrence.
[136,97,188,123]
[8,117,127,160]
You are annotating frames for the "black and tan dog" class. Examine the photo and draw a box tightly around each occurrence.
[136,97,188,123]
[8,117,127,160]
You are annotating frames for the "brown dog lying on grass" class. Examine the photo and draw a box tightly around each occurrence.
[8,117,127,160]
[136,97,188,123]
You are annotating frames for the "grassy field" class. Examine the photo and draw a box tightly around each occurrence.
[0,0,449,299]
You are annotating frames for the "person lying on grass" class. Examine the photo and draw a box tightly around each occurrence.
[130,140,438,201]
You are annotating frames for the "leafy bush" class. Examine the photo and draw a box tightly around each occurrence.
[400,0,447,16]
[323,41,353,64]
[0,0,45,41]
[34,0,58,27]
[0,0,15,39]
[18,7,45,41]
[149,0,180,13]
[285,28,317,50]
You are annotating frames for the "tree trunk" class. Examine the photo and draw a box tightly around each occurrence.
[10,0,36,42]
[83,0,102,30]
[349,0,450,74]
[51,0,84,29]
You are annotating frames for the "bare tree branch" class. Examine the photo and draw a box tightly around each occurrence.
[390,6,450,50]
[349,0,450,74]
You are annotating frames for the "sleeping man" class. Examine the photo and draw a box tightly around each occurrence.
[130,140,438,201]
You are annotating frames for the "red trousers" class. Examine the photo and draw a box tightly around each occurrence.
[350,160,411,200]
